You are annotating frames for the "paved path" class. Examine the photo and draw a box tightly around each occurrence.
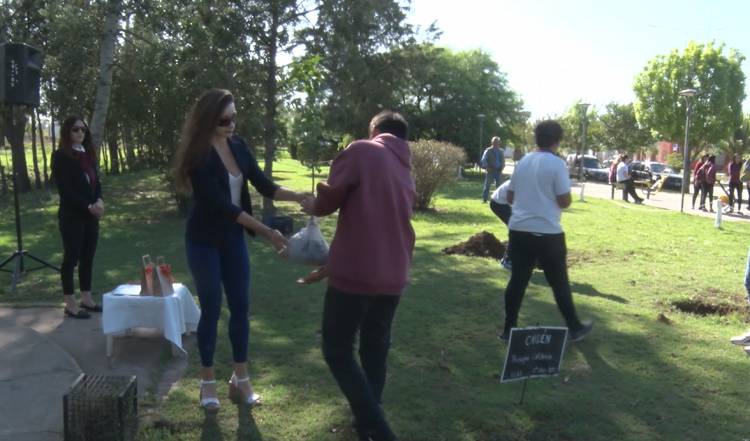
[0,306,193,441]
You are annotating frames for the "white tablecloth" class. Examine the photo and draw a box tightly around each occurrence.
[102,283,201,353]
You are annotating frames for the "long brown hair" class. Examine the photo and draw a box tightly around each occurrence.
[58,116,96,161]
[172,88,234,193]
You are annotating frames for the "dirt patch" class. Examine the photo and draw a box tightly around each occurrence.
[442,231,507,260]
[671,290,749,317]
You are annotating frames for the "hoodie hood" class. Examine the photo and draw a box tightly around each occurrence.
[373,133,411,169]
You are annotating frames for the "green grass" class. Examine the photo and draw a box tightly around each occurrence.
[1,154,748,440]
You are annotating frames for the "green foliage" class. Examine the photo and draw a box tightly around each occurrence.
[665,152,684,173]
[559,101,604,154]
[598,102,654,154]
[410,139,465,209]
[633,41,746,154]
[390,44,526,160]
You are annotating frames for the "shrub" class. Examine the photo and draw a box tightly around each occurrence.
[411,139,466,209]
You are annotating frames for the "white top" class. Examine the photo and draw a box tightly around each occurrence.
[507,151,570,234]
[616,162,629,182]
[491,180,511,205]
[228,172,242,206]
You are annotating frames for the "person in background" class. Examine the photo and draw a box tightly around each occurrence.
[489,180,513,270]
[727,154,742,213]
[692,154,708,210]
[302,110,415,441]
[616,155,644,204]
[52,116,104,320]
[500,120,593,344]
[172,88,310,412]
[481,136,505,203]
[699,155,716,212]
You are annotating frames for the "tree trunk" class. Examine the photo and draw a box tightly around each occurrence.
[30,108,41,189]
[88,0,121,154]
[37,110,49,185]
[107,122,120,174]
[3,107,32,193]
[261,1,280,217]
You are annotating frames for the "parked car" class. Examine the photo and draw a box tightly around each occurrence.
[645,161,683,191]
[627,161,654,183]
[567,154,609,182]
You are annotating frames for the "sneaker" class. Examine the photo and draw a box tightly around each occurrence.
[568,321,594,343]
[730,333,750,346]
[500,258,512,271]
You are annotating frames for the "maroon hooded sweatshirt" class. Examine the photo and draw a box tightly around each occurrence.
[313,133,416,295]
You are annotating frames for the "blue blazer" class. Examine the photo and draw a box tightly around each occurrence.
[185,135,279,246]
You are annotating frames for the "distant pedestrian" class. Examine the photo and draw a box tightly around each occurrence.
[500,120,593,343]
[727,154,742,212]
[481,136,505,203]
[616,155,643,204]
[699,155,716,212]
[692,154,708,210]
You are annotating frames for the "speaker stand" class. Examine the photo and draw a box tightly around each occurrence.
[0,110,59,294]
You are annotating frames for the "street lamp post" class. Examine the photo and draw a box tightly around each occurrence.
[679,89,697,213]
[577,103,590,201]
[477,113,486,168]
[577,103,590,181]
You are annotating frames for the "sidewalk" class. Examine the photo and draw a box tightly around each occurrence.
[0,306,193,441]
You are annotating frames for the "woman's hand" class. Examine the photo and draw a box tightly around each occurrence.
[300,195,316,215]
[265,228,288,256]
[88,203,104,219]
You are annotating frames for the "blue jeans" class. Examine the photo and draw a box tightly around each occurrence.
[744,245,750,304]
[186,225,251,367]
[483,170,502,202]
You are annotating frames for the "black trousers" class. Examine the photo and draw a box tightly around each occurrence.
[490,201,512,259]
[322,287,400,441]
[692,182,701,208]
[59,215,99,295]
[503,230,583,334]
[620,179,641,202]
[700,182,714,209]
[729,182,742,209]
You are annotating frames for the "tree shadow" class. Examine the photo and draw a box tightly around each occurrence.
[236,407,263,441]
[200,414,223,441]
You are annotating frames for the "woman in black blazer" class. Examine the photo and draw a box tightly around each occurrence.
[51,116,104,319]
[173,89,309,411]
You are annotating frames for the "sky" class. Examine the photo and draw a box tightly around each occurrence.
[407,0,750,120]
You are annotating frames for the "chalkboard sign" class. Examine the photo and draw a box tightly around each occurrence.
[500,326,568,383]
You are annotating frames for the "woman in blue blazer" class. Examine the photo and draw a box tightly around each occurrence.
[172,88,309,411]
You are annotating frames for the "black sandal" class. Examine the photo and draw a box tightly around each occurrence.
[64,308,91,319]
[79,302,102,312]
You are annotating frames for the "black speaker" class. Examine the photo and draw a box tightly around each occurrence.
[0,43,43,107]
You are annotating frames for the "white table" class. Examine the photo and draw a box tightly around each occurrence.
[102,283,201,357]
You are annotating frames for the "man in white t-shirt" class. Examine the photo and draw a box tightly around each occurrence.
[489,180,512,270]
[500,120,593,343]
[616,155,643,204]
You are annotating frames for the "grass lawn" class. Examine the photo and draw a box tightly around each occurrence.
[1,154,748,441]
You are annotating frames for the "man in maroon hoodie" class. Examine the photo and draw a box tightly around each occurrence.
[302,110,415,441]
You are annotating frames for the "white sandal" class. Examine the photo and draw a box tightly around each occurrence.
[228,373,261,406]
[199,379,220,412]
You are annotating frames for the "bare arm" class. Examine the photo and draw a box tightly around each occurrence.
[235,212,288,254]
[557,192,572,208]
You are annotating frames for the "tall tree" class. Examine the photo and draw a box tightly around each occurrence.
[598,102,654,154]
[633,41,746,157]
[89,0,122,153]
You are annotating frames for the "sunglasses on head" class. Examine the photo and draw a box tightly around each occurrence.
[71,126,87,133]
[217,116,236,127]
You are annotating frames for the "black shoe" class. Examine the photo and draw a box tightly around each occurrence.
[568,321,593,343]
[79,302,102,312]
[64,308,91,319]
[498,331,510,342]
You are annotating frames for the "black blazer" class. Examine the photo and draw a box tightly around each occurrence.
[51,149,102,222]
[185,135,279,246]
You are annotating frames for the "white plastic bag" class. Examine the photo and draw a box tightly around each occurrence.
[287,217,329,265]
